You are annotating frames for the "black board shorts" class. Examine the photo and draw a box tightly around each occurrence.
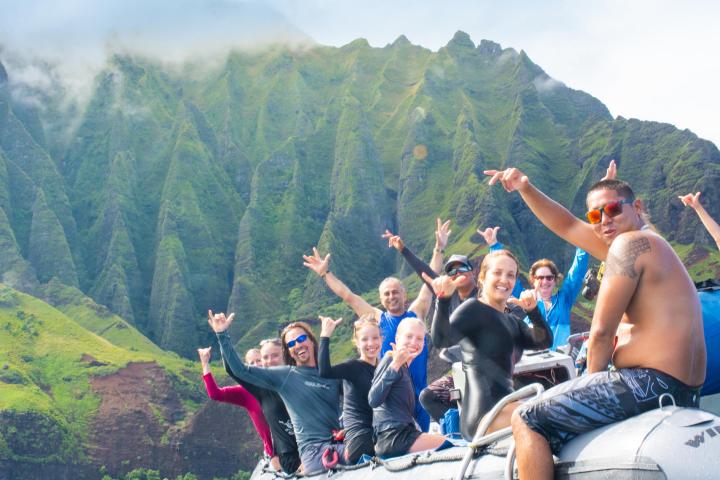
[518,367,701,454]
[374,424,421,458]
[278,450,301,474]
[344,427,375,463]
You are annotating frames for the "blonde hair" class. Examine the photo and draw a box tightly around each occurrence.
[396,317,426,337]
[352,314,381,345]
[244,348,261,362]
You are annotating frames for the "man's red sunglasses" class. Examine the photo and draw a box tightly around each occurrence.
[585,199,633,224]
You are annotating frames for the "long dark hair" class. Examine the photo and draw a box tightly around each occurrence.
[280,321,319,366]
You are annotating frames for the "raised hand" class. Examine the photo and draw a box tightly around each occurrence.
[422,272,461,299]
[208,310,235,333]
[302,247,330,276]
[484,167,529,192]
[477,226,500,246]
[389,342,419,369]
[601,159,617,181]
[508,287,539,312]
[381,229,405,251]
[435,218,452,250]
[679,192,702,210]
[197,346,212,367]
[319,316,343,337]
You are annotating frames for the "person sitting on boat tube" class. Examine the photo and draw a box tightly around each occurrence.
[220,338,301,474]
[303,223,443,432]
[208,312,347,475]
[318,314,380,463]
[425,250,553,440]
[381,220,465,424]
[368,317,447,458]
[197,346,277,469]
[485,167,705,480]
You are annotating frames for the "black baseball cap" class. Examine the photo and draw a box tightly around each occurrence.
[443,254,472,274]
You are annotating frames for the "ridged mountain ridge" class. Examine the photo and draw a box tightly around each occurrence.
[0,31,718,356]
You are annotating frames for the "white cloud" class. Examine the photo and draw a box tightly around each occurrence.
[1,0,718,147]
[533,76,564,94]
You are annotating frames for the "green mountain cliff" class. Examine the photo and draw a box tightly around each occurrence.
[1,33,718,355]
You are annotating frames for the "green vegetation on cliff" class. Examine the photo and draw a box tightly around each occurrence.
[0,32,718,357]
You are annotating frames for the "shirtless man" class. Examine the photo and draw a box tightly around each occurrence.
[485,167,706,480]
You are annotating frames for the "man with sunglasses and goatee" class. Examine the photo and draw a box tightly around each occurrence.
[485,168,705,480]
[208,312,347,475]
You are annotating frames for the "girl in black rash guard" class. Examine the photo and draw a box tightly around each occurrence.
[429,249,553,441]
[318,314,380,463]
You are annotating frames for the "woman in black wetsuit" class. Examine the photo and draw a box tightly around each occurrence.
[318,314,380,463]
[429,249,553,441]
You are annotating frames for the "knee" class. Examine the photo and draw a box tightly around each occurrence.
[419,387,434,405]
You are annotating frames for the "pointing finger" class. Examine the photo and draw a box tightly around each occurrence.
[487,171,503,185]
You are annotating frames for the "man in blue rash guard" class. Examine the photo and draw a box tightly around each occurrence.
[302,220,447,432]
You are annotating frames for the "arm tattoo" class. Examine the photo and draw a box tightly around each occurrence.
[605,237,651,278]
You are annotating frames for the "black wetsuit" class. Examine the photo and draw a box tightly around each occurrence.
[433,297,552,441]
[223,362,300,473]
[318,337,376,463]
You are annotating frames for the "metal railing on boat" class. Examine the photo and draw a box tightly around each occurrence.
[455,383,545,480]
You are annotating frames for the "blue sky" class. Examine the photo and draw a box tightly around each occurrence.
[1,0,718,147]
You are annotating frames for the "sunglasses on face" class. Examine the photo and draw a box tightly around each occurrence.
[446,265,472,276]
[286,334,308,348]
[535,274,556,282]
[585,199,633,224]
